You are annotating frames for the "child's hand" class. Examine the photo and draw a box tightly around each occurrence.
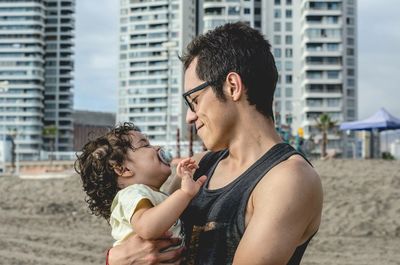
[176,158,198,178]
[177,158,207,197]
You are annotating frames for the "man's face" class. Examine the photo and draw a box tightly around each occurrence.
[183,58,232,151]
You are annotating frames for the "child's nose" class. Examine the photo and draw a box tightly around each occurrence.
[153,145,161,151]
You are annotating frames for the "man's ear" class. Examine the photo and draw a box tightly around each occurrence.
[225,72,244,101]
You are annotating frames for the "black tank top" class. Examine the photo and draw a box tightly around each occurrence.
[181,143,315,265]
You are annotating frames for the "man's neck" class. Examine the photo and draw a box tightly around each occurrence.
[225,110,282,167]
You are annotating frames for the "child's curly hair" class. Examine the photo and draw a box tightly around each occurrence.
[74,122,140,221]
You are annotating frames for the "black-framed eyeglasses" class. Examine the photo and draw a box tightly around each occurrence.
[182,81,210,112]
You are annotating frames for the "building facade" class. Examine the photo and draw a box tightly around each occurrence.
[117,0,197,149]
[43,0,75,153]
[296,0,357,157]
[0,0,74,161]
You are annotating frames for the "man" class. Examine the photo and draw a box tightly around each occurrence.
[108,22,322,265]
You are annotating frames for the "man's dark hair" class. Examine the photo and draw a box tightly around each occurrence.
[181,22,278,120]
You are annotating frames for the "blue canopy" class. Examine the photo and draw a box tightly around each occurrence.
[340,108,400,131]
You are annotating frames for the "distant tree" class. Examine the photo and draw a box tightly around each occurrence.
[43,125,57,163]
[6,129,17,174]
[314,113,337,158]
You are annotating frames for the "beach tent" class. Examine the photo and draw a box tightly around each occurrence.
[340,108,400,131]
[340,108,400,158]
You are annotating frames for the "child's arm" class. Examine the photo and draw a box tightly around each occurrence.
[131,159,206,240]
[166,153,208,194]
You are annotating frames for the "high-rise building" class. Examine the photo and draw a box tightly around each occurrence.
[117,0,197,148]
[43,0,75,153]
[0,0,75,161]
[263,0,297,133]
[295,0,357,157]
[118,0,357,157]
[258,0,357,157]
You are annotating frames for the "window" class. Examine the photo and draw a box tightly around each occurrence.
[327,98,340,107]
[347,27,354,35]
[285,48,292,57]
[274,9,281,18]
[347,89,355,97]
[285,75,292,83]
[244,8,250,14]
[347,7,354,15]
[347,48,354,56]
[285,35,292,44]
[327,70,340,79]
[286,0,292,5]
[347,109,355,118]
[285,61,293,71]
[274,22,281,31]
[274,48,281,58]
[228,6,240,15]
[275,86,281,97]
[285,22,292,31]
[285,87,293,97]
[274,100,282,112]
[275,0,280,5]
[285,101,293,111]
[275,60,282,70]
[327,43,339,51]
[285,9,292,18]
[274,35,281,45]
[346,17,354,25]
[347,38,354,45]
[347,58,354,66]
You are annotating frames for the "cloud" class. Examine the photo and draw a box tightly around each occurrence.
[358,0,400,119]
[73,0,118,112]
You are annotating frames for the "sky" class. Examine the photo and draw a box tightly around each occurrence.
[74,0,400,120]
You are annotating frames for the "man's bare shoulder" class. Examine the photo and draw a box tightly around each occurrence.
[261,154,320,189]
[252,154,322,214]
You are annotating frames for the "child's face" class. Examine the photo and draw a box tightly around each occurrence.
[120,131,172,190]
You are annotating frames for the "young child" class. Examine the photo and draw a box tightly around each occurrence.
[75,122,206,246]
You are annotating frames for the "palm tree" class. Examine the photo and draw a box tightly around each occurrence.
[43,125,57,163]
[314,113,337,158]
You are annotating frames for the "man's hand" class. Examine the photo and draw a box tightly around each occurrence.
[108,233,183,265]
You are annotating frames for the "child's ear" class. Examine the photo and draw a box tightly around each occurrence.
[113,165,124,176]
[114,165,135,178]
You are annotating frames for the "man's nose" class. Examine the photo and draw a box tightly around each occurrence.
[185,108,197,124]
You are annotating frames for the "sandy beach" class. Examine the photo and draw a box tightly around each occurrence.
[0,159,399,265]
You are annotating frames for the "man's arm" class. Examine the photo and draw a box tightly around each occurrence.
[233,157,323,265]
[108,233,182,265]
